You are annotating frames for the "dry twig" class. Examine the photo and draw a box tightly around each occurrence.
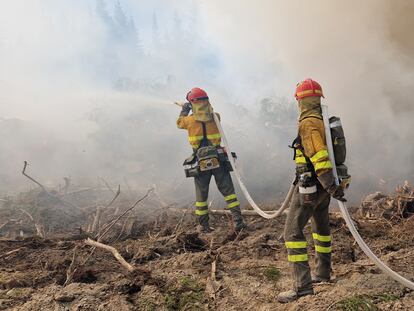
[64,188,153,286]
[20,209,45,238]
[63,245,79,286]
[21,161,81,212]
[99,177,115,194]
[0,247,23,259]
[22,161,46,191]
[97,187,154,242]
[85,238,134,272]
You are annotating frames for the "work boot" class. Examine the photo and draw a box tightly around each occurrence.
[197,215,214,233]
[277,288,314,303]
[229,206,247,232]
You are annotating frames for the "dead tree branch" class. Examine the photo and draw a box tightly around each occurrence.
[0,221,10,231]
[91,185,121,234]
[62,177,71,194]
[99,177,115,194]
[20,209,45,238]
[22,161,46,191]
[63,188,153,286]
[168,207,279,217]
[85,238,134,272]
[21,161,82,212]
[105,185,121,209]
[63,245,79,286]
[0,248,24,259]
[91,206,102,233]
[97,187,154,242]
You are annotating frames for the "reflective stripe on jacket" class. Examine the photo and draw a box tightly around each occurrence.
[296,116,332,176]
[177,113,221,149]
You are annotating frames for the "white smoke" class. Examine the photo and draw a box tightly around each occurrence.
[0,0,412,205]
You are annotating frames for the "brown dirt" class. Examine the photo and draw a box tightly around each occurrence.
[1,205,414,311]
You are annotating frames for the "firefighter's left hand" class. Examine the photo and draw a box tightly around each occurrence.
[180,102,192,116]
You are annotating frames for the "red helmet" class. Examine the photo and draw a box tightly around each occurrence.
[295,79,324,100]
[186,87,209,102]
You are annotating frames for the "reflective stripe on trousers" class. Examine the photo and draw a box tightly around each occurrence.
[285,241,309,262]
[312,233,332,253]
[195,201,208,215]
[224,193,240,209]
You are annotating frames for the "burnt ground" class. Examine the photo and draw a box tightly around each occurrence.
[1,204,414,311]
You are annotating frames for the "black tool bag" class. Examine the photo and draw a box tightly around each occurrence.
[183,154,199,178]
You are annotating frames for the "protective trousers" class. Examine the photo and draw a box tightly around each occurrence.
[194,165,242,228]
[284,184,331,292]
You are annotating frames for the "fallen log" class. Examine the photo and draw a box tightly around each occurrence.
[168,207,286,216]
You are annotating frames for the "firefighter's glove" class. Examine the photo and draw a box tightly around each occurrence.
[329,185,347,202]
[317,171,347,202]
[180,102,192,116]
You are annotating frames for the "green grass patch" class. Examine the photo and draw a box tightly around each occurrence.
[164,276,206,310]
[263,266,281,283]
[179,276,203,292]
[336,293,399,311]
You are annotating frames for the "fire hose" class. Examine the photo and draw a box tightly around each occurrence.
[321,105,414,290]
[212,112,295,219]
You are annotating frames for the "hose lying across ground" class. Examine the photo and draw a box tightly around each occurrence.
[213,112,295,219]
[213,107,414,290]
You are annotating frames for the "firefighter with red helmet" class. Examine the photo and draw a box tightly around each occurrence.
[277,79,346,303]
[177,88,246,233]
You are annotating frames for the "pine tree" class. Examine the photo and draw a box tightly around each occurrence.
[152,12,160,48]
[114,0,128,30]
[173,10,182,42]
[96,0,112,25]
[129,18,143,56]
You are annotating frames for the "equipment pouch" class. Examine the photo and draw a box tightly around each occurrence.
[183,155,199,178]
[196,146,220,172]
[298,173,317,206]
[217,147,235,172]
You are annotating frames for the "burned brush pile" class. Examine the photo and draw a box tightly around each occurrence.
[359,181,414,222]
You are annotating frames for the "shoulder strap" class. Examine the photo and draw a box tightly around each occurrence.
[289,135,301,160]
[200,122,211,147]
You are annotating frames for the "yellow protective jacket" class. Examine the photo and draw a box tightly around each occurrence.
[295,116,333,176]
[177,113,221,149]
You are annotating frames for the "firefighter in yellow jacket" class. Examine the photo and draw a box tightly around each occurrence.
[177,87,246,233]
[277,79,346,303]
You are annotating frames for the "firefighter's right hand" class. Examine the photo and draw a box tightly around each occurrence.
[330,185,347,202]
[318,171,347,202]
[180,102,192,116]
